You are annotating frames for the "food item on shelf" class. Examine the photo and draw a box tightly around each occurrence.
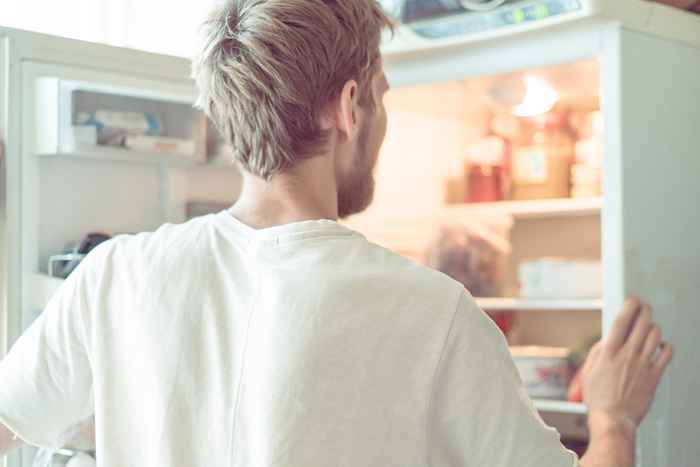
[510,346,573,400]
[511,112,574,200]
[571,164,602,198]
[465,164,504,203]
[126,134,197,159]
[444,176,467,204]
[487,311,516,338]
[567,367,584,402]
[567,335,601,402]
[65,125,98,148]
[48,232,111,279]
[518,258,602,299]
[571,111,603,198]
[76,110,162,147]
[464,136,507,203]
[425,216,512,297]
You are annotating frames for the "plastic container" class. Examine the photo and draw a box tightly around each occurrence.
[519,258,603,299]
[425,214,513,297]
[511,346,573,399]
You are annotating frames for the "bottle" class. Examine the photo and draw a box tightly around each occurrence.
[464,136,507,203]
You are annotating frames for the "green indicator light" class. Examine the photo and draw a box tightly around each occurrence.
[512,9,526,23]
[534,4,550,18]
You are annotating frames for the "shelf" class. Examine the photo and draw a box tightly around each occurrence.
[30,273,66,311]
[477,298,603,311]
[39,144,238,169]
[445,197,602,220]
[533,399,588,415]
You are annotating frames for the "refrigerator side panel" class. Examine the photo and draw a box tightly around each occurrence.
[0,35,7,358]
[0,32,29,467]
[616,29,700,467]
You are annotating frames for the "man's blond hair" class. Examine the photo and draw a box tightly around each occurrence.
[193,0,392,180]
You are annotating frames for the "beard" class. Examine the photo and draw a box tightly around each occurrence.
[337,122,377,220]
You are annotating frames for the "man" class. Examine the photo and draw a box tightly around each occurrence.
[0,1,673,466]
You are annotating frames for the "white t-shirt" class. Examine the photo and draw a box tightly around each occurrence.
[0,211,577,466]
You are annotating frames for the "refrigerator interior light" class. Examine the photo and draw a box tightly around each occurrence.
[512,75,559,117]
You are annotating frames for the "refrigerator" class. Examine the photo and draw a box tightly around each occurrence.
[1,0,699,465]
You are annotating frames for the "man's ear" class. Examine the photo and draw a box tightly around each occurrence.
[322,80,359,142]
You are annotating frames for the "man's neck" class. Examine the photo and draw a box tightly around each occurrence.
[229,157,339,230]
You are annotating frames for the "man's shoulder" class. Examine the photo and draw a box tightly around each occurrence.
[349,236,466,303]
[92,214,215,267]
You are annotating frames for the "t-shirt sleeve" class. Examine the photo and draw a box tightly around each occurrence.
[428,291,579,467]
[0,245,105,449]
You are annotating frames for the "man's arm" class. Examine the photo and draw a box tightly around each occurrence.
[579,298,674,467]
[0,423,23,457]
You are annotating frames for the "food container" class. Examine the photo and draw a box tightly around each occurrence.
[511,113,573,200]
[464,136,507,203]
[466,164,504,203]
[510,346,573,399]
[425,215,512,297]
[76,110,162,147]
[65,125,98,148]
[126,134,197,159]
[519,258,602,299]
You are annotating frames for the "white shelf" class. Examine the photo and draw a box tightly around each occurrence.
[39,144,237,169]
[445,197,602,220]
[31,273,66,311]
[533,399,588,415]
[476,298,603,311]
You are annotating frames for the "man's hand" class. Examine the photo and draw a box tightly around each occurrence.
[583,297,673,426]
[579,297,674,467]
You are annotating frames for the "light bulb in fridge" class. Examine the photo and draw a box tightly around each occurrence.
[511,76,559,117]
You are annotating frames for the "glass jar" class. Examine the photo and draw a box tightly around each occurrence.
[511,113,574,200]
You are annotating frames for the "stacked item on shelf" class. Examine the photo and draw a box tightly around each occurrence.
[518,258,603,299]
[570,111,603,198]
[509,335,600,403]
[509,112,574,201]
[463,136,508,203]
[424,215,516,336]
[510,346,573,400]
[424,215,512,297]
[76,110,161,147]
[447,108,605,205]
[72,108,203,160]
[48,232,112,279]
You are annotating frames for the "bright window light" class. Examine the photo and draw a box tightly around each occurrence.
[0,0,217,57]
